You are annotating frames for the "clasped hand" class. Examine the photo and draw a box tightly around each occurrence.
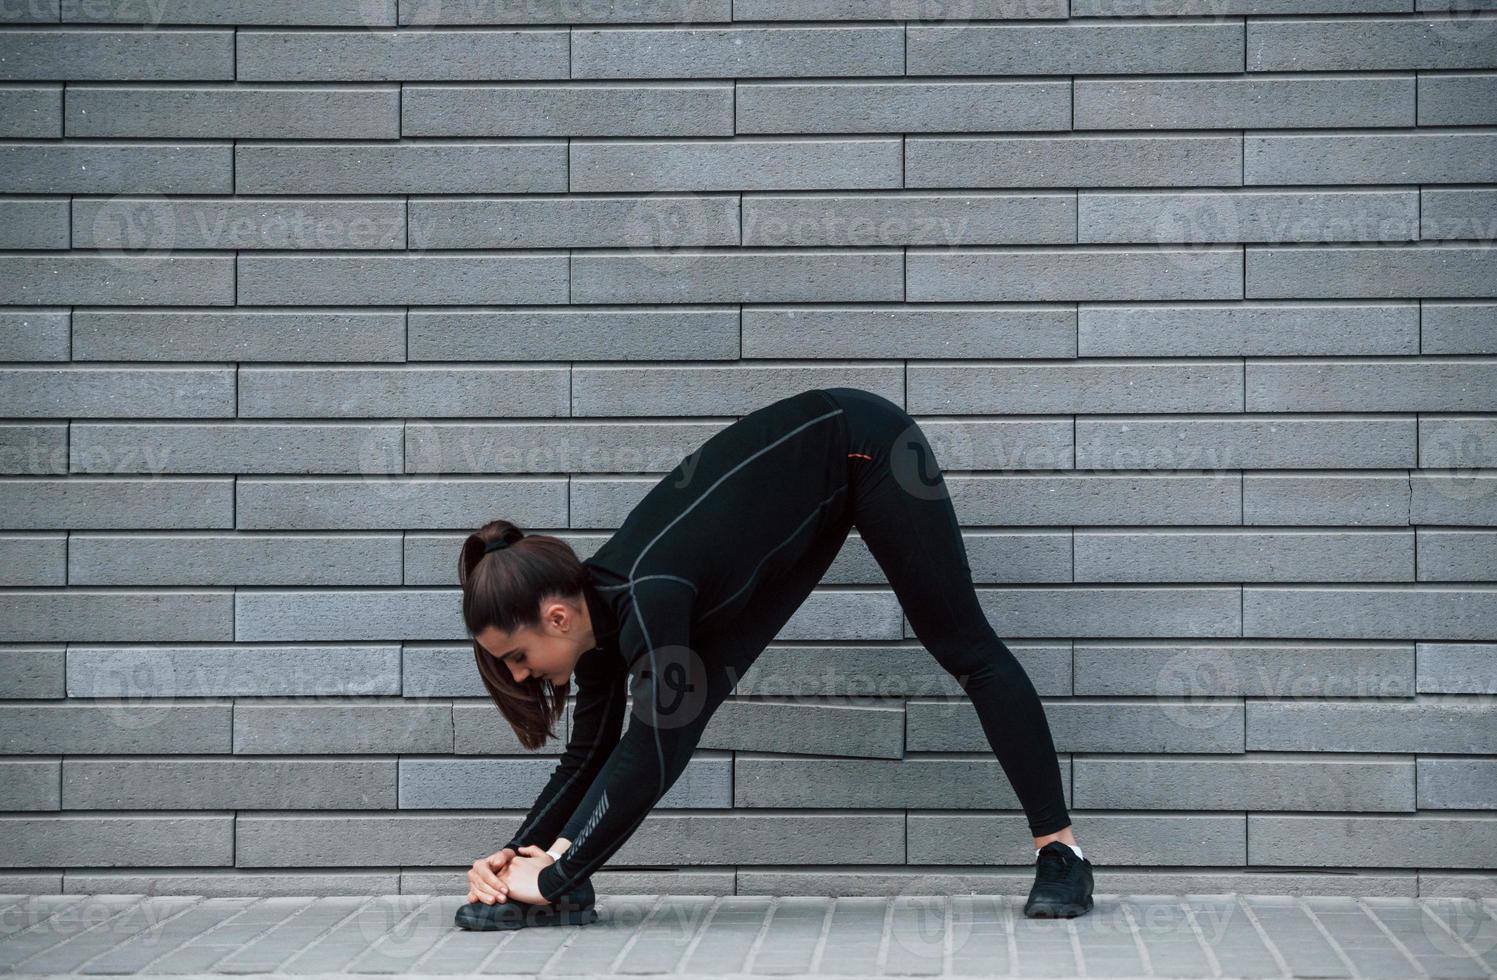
[467,845,554,906]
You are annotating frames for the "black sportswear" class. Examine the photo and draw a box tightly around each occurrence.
[500,387,1072,904]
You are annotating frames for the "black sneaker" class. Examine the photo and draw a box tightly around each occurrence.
[454,877,598,930]
[1023,841,1094,918]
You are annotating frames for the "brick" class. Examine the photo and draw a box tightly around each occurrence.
[1249,17,1497,71]
[910,247,1241,302]
[237,366,568,418]
[1422,188,1497,241]
[571,250,902,304]
[701,701,904,759]
[59,0,396,24]
[0,533,66,583]
[572,365,903,417]
[909,813,1245,866]
[0,701,229,752]
[742,193,1075,247]
[0,84,60,137]
[68,532,402,585]
[69,423,406,475]
[402,0,730,24]
[1079,302,1418,356]
[1079,190,1419,245]
[1417,530,1497,581]
[68,644,401,695]
[234,701,452,754]
[945,473,1240,525]
[1251,245,1497,298]
[0,254,234,306]
[1417,758,1497,809]
[908,135,1242,188]
[1417,642,1497,694]
[1,0,59,21]
[1247,358,1497,411]
[236,28,568,81]
[0,198,68,249]
[1418,71,1497,125]
[65,86,399,138]
[1076,76,1413,129]
[909,697,1244,752]
[908,21,1243,74]
[0,760,58,809]
[73,198,407,252]
[402,420,723,475]
[737,0,1066,17]
[1244,473,1413,527]
[1410,472,1497,525]
[1419,416,1497,466]
[0,589,231,641]
[0,366,233,417]
[409,307,738,361]
[1075,756,1414,811]
[0,143,230,193]
[62,758,398,809]
[1245,587,1497,641]
[72,309,406,361]
[1078,416,1416,470]
[1074,528,1414,582]
[235,142,565,194]
[0,27,231,79]
[408,194,738,249]
[1247,133,1497,184]
[572,25,903,78]
[738,79,1069,134]
[237,253,568,306]
[1070,0,1410,13]
[0,815,232,866]
[1073,641,1415,698]
[235,476,566,532]
[909,361,1243,413]
[744,305,1075,359]
[570,137,902,192]
[404,83,732,137]
[1249,815,1497,869]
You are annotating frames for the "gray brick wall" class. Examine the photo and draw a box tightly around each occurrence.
[0,1,1494,900]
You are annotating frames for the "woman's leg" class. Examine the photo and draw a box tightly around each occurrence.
[828,388,1073,842]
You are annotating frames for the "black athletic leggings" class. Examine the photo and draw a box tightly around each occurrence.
[672,387,1071,843]
[820,386,1072,839]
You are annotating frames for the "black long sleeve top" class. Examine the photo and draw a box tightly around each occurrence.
[501,387,853,903]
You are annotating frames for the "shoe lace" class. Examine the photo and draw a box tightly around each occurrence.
[1035,847,1071,884]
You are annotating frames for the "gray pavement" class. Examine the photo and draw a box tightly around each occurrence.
[2,892,1495,979]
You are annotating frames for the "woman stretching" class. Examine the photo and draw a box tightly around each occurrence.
[455,386,1093,929]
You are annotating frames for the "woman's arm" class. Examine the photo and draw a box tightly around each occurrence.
[532,578,715,903]
[501,647,626,854]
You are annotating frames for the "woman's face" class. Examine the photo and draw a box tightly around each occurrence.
[475,598,587,686]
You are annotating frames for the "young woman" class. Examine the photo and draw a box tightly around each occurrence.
[455,387,1093,930]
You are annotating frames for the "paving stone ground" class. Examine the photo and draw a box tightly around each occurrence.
[2,892,1495,979]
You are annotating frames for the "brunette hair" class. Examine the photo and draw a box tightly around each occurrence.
[459,519,590,749]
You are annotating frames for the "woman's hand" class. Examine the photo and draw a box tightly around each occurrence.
[494,845,556,905]
[467,847,517,905]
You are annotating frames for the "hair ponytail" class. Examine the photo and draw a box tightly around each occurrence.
[459,519,589,749]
